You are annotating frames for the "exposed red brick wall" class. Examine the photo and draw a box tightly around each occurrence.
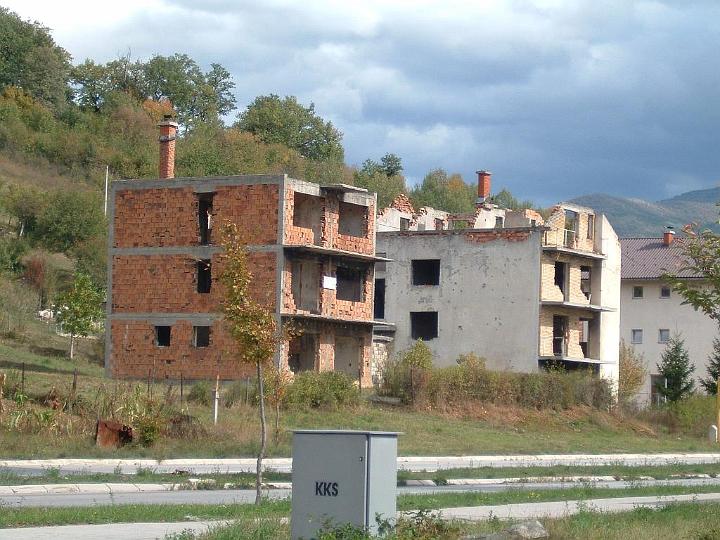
[279,319,373,387]
[110,319,254,380]
[114,183,279,248]
[283,186,375,255]
[112,252,277,313]
[281,258,373,321]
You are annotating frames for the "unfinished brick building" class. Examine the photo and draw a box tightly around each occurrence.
[106,119,380,386]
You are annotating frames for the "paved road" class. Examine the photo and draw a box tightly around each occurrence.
[3,492,720,540]
[2,453,720,475]
[3,478,720,508]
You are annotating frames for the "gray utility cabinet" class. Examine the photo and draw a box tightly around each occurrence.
[290,430,399,540]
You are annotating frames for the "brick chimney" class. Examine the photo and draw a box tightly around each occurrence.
[476,170,492,204]
[158,115,179,179]
[663,229,675,246]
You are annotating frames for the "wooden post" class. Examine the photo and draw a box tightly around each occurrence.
[180,373,184,406]
[214,374,220,425]
[21,362,25,395]
[0,372,5,415]
[245,376,250,405]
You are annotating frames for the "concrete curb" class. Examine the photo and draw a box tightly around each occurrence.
[2,453,720,475]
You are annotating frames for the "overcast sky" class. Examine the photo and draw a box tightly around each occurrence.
[5,0,720,204]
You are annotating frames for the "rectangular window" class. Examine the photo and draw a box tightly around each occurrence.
[633,286,643,299]
[495,216,504,228]
[410,311,438,340]
[587,214,595,239]
[197,193,214,245]
[412,259,440,286]
[658,329,670,343]
[336,266,365,302]
[155,325,171,347]
[399,217,410,231]
[631,329,643,344]
[554,261,567,295]
[193,326,210,348]
[338,202,368,237]
[435,218,444,231]
[197,259,212,293]
[374,278,386,320]
[660,286,671,298]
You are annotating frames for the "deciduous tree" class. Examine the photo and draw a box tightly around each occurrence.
[220,221,282,504]
[619,339,648,404]
[55,273,104,359]
[236,94,344,162]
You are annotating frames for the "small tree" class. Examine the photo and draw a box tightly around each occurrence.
[700,335,720,395]
[55,273,104,359]
[618,339,648,404]
[265,364,292,443]
[656,334,695,402]
[220,222,280,505]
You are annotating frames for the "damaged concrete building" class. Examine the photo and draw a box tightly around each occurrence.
[106,118,381,386]
[374,171,621,385]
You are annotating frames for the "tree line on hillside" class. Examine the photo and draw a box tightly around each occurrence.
[0,7,536,323]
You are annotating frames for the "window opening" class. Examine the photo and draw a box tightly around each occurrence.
[587,214,595,240]
[633,286,643,299]
[411,311,438,340]
[579,318,590,357]
[156,325,171,347]
[554,261,567,296]
[374,278,386,320]
[412,259,440,286]
[193,326,210,347]
[552,315,567,356]
[580,265,592,301]
[435,218,444,231]
[660,286,671,298]
[336,266,364,302]
[197,259,212,293]
[495,216,504,228]
[651,374,666,406]
[658,329,670,343]
[399,217,410,231]
[198,193,214,245]
[338,202,368,237]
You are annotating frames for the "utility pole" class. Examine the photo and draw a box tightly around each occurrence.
[104,165,109,216]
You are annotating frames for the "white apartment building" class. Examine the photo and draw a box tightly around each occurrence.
[620,233,715,404]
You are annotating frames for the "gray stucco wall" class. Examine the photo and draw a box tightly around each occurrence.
[377,230,542,370]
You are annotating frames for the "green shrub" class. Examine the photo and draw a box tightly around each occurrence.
[381,352,613,411]
[187,381,212,406]
[380,340,434,404]
[284,371,360,409]
[135,414,162,447]
[668,395,715,436]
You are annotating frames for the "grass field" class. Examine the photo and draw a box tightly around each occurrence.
[3,484,720,528]
[1,323,719,459]
[186,503,720,540]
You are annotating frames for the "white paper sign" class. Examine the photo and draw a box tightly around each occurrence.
[323,276,337,290]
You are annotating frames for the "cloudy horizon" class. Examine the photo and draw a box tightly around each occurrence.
[4,0,720,205]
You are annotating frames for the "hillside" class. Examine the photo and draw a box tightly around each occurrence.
[570,188,720,237]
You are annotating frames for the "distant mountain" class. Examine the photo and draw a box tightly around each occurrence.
[569,187,720,238]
